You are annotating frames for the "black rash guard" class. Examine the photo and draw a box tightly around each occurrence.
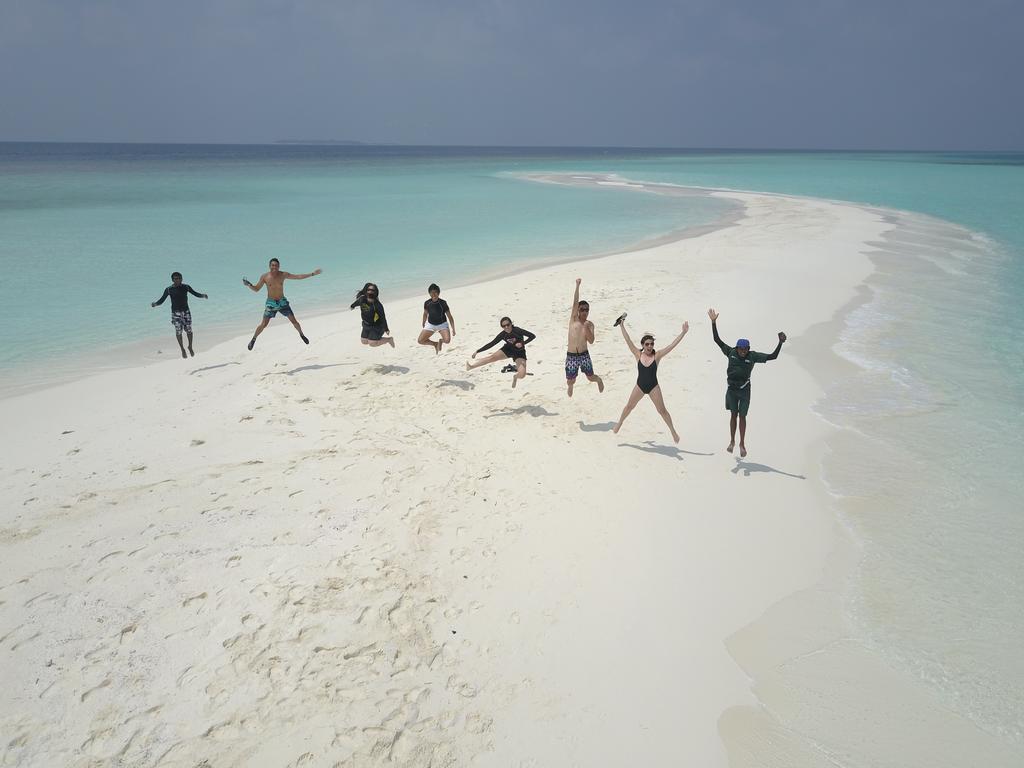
[350,293,389,331]
[154,284,204,312]
[424,298,450,325]
[476,326,536,359]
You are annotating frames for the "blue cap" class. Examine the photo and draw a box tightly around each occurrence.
[736,338,750,348]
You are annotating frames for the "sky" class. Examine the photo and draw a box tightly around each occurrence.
[1,0,1021,149]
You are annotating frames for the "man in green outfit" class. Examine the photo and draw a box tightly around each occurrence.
[707,308,786,457]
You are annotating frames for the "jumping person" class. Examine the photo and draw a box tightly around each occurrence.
[350,282,394,348]
[467,317,536,388]
[151,271,208,358]
[707,308,786,457]
[566,278,604,397]
[418,283,455,354]
[612,318,689,442]
[242,258,321,350]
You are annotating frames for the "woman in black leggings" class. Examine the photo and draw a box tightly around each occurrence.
[612,317,689,442]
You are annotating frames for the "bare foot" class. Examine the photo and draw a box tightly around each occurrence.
[612,422,621,434]
[512,375,519,389]
[180,349,187,359]
[188,348,195,357]
[739,445,747,458]
[671,430,680,444]
[596,377,605,393]
[434,340,442,354]
[726,442,734,453]
[466,361,472,371]
[387,337,395,348]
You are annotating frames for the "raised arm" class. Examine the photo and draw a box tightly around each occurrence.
[350,292,365,310]
[620,322,639,358]
[765,332,787,361]
[186,285,208,299]
[151,287,169,307]
[475,331,504,355]
[520,327,536,345]
[656,322,690,362]
[283,268,322,280]
[708,308,731,356]
[243,274,266,292]
[570,278,581,323]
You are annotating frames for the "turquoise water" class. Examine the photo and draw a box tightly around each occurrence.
[4,144,1023,762]
[0,144,733,384]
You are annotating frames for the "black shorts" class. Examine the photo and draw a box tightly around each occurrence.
[503,345,526,361]
[726,385,751,416]
[361,325,386,341]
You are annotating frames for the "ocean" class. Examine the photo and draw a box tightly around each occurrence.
[3,143,1022,764]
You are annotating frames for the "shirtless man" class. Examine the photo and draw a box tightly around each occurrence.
[565,278,604,397]
[242,258,321,350]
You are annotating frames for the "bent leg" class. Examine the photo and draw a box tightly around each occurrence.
[613,386,645,434]
[512,359,527,389]
[467,350,506,370]
[649,386,680,443]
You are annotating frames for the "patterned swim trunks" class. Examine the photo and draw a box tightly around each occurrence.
[565,350,594,380]
[264,297,294,319]
[171,309,192,333]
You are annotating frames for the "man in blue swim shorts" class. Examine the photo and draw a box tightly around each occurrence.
[565,278,604,397]
[243,258,322,350]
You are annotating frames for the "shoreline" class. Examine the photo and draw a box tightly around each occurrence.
[0,183,741,401]
[0,185,910,766]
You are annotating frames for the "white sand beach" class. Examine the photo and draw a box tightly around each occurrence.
[2,190,887,767]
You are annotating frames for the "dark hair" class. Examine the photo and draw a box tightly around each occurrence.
[577,300,589,309]
[269,258,280,266]
[428,283,440,294]
[171,271,182,280]
[356,282,378,297]
[640,334,655,351]
[500,316,513,327]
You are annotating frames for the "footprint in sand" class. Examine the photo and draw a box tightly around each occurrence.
[182,592,208,608]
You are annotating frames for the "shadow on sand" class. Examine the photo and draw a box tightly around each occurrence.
[438,379,475,391]
[189,362,241,376]
[730,458,806,479]
[265,363,354,377]
[619,440,715,461]
[577,421,616,433]
[373,364,411,375]
[485,405,559,419]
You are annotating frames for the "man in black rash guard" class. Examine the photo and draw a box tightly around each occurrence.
[151,271,208,358]
[707,308,787,457]
[466,317,536,388]
[350,282,395,348]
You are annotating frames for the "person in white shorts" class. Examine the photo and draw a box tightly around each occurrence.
[418,283,456,354]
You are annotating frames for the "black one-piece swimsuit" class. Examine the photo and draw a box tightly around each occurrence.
[637,357,658,394]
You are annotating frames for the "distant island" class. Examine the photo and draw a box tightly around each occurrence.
[273,139,384,146]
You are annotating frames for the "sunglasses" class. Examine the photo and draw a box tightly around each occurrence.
[501,323,512,329]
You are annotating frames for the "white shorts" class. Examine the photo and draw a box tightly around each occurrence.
[423,321,450,332]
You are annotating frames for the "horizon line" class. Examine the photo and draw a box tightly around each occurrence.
[0,140,1022,153]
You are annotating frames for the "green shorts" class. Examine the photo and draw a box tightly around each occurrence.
[725,385,751,416]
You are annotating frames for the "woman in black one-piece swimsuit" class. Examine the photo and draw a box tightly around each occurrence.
[612,317,689,442]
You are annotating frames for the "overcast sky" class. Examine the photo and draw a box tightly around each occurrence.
[1,0,1021,148]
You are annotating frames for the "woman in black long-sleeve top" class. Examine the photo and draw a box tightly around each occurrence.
[466,316,536,388]
[350,282,395,348]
